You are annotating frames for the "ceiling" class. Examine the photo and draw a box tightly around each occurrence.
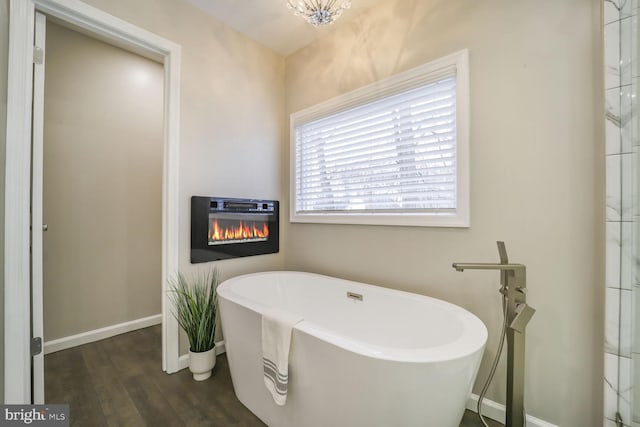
[185,0,386,56]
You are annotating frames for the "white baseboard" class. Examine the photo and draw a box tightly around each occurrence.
[178,354,189,370]
[466,394,557,427]
[177,341,226,371]
[44,314,162,354]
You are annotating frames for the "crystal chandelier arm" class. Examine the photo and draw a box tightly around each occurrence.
[287,0,308,15]
[325,0,338,10]
[308,0,320,12]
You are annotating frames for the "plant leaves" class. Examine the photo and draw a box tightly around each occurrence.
[167,268,219,352]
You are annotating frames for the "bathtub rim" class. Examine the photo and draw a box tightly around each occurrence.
[218,270,488,363]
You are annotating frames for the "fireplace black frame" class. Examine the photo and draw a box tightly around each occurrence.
[190,196,279,263]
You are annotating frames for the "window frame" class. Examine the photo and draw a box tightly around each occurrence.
[289,49,470,228]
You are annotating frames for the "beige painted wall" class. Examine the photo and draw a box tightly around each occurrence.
[0,0,8,403]
[42,22,164,340]
[76,0,286,353]
[284,1,604,426]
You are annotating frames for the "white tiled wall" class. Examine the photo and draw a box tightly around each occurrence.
[604,0,640,426]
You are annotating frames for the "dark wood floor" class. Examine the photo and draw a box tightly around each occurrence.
[45,325,501,427]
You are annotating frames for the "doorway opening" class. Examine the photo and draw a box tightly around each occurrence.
[5,0,181,403]
[40,18,164,401]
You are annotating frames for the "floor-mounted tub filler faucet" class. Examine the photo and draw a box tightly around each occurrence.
[453,242,536,427]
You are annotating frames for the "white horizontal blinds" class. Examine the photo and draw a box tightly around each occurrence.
[295,73,457,214]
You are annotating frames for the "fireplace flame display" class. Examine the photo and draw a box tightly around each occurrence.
[208,218,269,245]
[192,197,279,263]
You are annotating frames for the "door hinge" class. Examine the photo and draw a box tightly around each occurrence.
[33,46,43,65]
[31,337,42,356]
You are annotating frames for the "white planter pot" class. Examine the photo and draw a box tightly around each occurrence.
[189,347,216,381]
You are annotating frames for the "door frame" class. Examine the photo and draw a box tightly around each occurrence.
[5,0,182,403]
[30,11,46,404]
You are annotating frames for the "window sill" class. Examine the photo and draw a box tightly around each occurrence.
[289,212,470,228]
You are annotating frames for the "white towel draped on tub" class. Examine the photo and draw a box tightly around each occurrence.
[261,308,304,406]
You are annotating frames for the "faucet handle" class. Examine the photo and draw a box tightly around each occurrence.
[497,241,509,264]
[509,303,536,333]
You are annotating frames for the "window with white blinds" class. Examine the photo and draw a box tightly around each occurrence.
[290,50,469,227]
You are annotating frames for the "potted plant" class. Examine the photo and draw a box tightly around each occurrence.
[168,268,219,381]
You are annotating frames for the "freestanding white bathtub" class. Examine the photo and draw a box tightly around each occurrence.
[218,271,487,427]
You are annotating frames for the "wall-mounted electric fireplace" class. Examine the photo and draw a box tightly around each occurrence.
[191,196,279,263]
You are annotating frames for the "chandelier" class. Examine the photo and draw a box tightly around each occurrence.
[286,0,352,26]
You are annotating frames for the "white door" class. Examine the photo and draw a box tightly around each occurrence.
[31,11,47,404]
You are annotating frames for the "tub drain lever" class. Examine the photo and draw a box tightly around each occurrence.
[347,291,363,301]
